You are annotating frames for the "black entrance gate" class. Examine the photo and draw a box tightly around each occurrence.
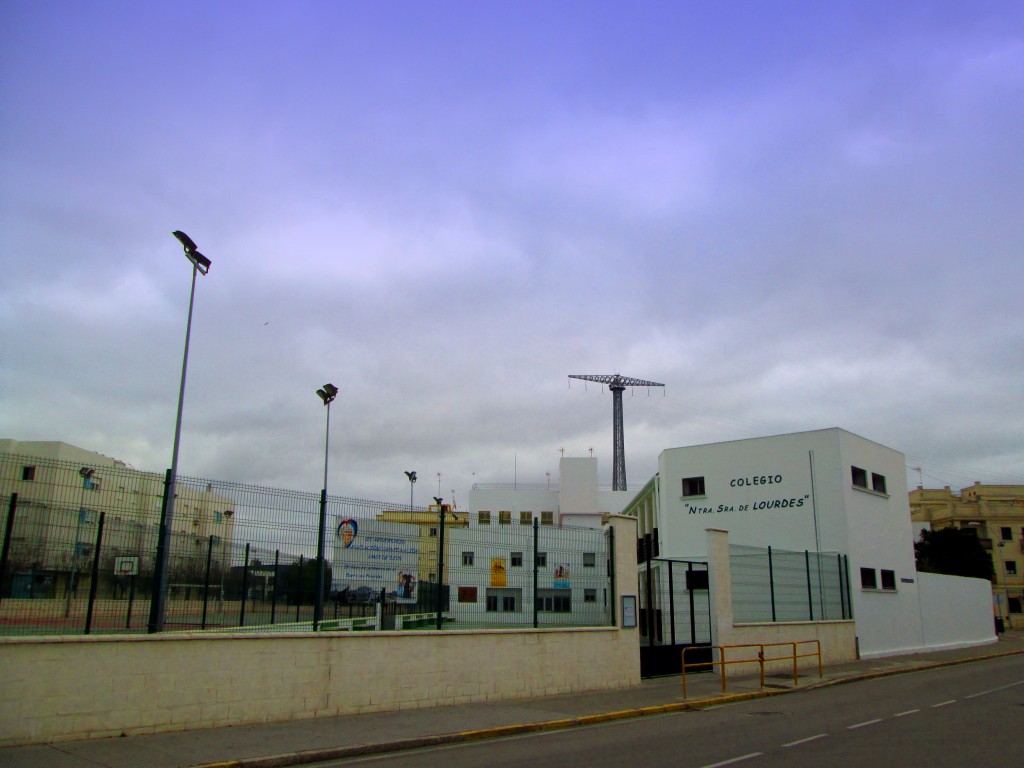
[638,557,712,677]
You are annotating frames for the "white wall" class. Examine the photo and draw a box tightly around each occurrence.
[916,571,997,651]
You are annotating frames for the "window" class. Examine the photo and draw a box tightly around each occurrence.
[21,466,36,481]
[214,511,223,523]
[871,473,887,494]
[536,552,547,568]
[458,587,477,603]
[478,511,491,525]
[429,527,438,537]
[485,588,521,612]
[540,511,554,526]
[1001,527,1013,541]
[880,569,896,590]
[499,510,512,525]
[462,551,475,567]
[860,567,877,589]
[536,588,571,612]
[1009,597,1022,614]
[520,510,533,525]
[78,509,96,525]
[583,589,597,603]
[686,569,709,590]
[851,467,868,488]
[1006,561,1018,576]
[682,476,706,497]
[511,552,523,567]
[583,552,596,568]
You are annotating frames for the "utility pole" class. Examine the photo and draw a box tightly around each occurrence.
[569,374,664,490]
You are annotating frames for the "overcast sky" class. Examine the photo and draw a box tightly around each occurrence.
[2,1,1022,509]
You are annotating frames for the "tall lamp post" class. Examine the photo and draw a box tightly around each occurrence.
[148,230,211,633]
[404,471,417,515]
[314,383,338,630]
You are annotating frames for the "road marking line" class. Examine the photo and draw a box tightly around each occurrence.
[931,700,956,708]
[847,719,883,729]
[964,679,1024,699]
[701,753,764,768]
[894,709,920,717]
[782,733,828,747]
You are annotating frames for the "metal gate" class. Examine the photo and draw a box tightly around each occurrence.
[638,557,712,677]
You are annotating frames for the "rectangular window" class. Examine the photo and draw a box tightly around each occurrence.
[485,588,521,613]
[1006,561,1018,576]
[583,589,597,603]
[478,511,491,525]
[429,527,438,537]
[871,473,887,494]
[536,588,572,613]
[540,511,554,526]
[686,569,709,591]
[462,551,474,567]
[458,587,477,603]
[519,510,533,525]
[511,552,523,567]
[536,552,547,568]
[499,510,511,525]
[214,511,223,523]
[682,476,706,497]
[1001,527,1013,541]
[583,552,596,568]
[21,466,35,481]
[880,569,896,590]
[860,567,877,589]
[851,467,868,488]
[1009,597,1022,614]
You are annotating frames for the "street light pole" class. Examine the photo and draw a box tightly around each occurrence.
[314,383,338,631]
[405,471,417,517]
[149,231,211,634]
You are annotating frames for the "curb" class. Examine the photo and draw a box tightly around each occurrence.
[197,649,1024,768]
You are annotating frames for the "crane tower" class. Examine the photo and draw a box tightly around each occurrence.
[568,373,665,491]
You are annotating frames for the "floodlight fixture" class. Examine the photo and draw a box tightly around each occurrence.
[405,471,417,483]
[317,383,338,406]
[172,230,211,275]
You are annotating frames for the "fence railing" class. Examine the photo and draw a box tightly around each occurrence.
[0,452,613,635]
[730,545,852,623]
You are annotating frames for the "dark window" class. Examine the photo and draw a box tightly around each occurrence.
[536,552,547,568]
[1009,597,1022,614]
[537,589,572,612]
[458,587,477,603]
[1001,527,1013,541]
[871,473,887,494]
[429,527,437,537]
[540,511,554,525]
[462,551,474,567]
[511,552,523,567]
[478,511,491,525]
[21,466,36,481]
[486,595,497,611]
[584,589,597,603]
[519,510,533,525]
[499,510,511,525]
[880,569,896,590]
[583,552,596,568]
[860,567,877,589]
[1006,561,1018,576]
[485,588,521,612]
[686,569,709,590]
[682,476,706,497]
[852,467,868,488]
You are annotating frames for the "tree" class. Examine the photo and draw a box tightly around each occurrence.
[915,528,994,581]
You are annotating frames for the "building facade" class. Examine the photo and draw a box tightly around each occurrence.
[0,439,236,598]
[910,483,1024,629]
[622,428,994,657]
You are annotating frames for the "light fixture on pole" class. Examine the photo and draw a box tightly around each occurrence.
[314,382,338,630]
[405,471,417,515]
[149,231,211,633]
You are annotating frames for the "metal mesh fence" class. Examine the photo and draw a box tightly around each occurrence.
[0,452,613,635]
[637,558,712,646]
[730,544,851,623]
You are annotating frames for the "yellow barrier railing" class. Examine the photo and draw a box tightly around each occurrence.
[682,640,822,699]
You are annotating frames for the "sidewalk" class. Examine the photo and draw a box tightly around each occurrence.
[4,631,1022,768]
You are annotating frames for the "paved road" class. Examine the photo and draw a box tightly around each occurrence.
[318,655,1024,768]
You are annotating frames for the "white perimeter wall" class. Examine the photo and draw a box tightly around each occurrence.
[916,571,996,652]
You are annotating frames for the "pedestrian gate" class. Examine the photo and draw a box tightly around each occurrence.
[638,557,712,677]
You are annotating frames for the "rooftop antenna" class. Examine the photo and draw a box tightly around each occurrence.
[569,373,665,491]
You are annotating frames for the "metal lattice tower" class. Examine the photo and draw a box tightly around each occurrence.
[568,374,665,491]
